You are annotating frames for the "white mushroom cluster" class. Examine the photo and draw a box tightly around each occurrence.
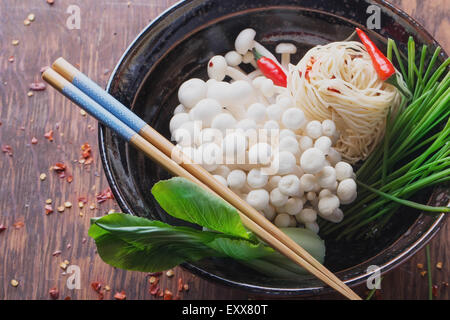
[169,29,357,234]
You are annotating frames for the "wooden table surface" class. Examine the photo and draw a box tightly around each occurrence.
[0,0,448,300]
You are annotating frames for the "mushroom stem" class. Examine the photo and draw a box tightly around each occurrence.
[247,69,263,79]
[226,66,250,81]
[281,53,290,70]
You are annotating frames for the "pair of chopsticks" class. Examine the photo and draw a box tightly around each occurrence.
[43,58,361,300]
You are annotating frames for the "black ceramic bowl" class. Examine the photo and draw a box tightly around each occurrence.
[98,0,448,296]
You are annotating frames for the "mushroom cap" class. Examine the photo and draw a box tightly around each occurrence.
[246,103,267,123]
[178,78,207,109]
[246,189,270,210]
[227,169,247,190]
[207,55,228,81]
[247,168,269,189]
[275,43,297,54]
[224,51,242,67]
[300,147,326,174]
[235,28,256,54]
[282,108,306,130]
[248,142,272,165]
[189,98,222,127]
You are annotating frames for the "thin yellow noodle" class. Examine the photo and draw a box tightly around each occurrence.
[288,41,402,163]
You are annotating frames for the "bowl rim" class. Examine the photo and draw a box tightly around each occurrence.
[98,0,448,296]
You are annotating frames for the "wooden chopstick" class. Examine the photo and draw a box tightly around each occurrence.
[44,61,361,300]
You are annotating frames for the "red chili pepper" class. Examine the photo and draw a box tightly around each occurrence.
[253,49,287,87]
[355,28,395,81]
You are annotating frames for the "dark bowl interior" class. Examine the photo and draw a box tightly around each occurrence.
[99,0,448,296]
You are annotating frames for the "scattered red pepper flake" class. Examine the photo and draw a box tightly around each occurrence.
[432,284,439,298]
[49,287,59,299]
[183,283,189,291]
[96,188,114,203]
[8,56,15,63]
[113,290,126,300]
[67,175,73,183]
[29,82,46,91]
[52,162,67,178]
[64,296,71,300]
[13,221,25,229]
[163,289,173,300]
[31,137,38,145]
[44,204,53,215]
[47,0,55,5]
[52,250,61,257]
[91,281,102,293]
[1,145,13,157]
[0,224,7,233]
[44,130,54,142]
[177,278,183,292]
[149,284,159,296]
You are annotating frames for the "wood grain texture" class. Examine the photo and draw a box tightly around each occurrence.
[0,0,448,300]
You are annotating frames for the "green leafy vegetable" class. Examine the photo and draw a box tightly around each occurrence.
[89,177,326,278]
[151,177,250,239]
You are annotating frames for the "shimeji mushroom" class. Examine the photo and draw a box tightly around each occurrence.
[262,205,276,221]
[248,142,272,165]
[169,112,190,134]
[281,108,307,130]
[327,147,342,166]
[213,174,228,187]
[279,129,296,140]
[274,213,291,228]
[236,118,257,131]
[212,165,231,178]
[305,222,320,234]
[264,120,280,131]
[324,208,344,223]
[305,120,323,139]
[337,178,357,204]
[318,189,333,199]
[208,56,249,82]
[267,104,283,121]
[222,131,247,164]
[246,103,267,123]
[295,208,317,224]
[279,136,300,155]
[189,98,223,127]
[298,136,313,151]
[242,51,258,68]
[195,128,223,146]
[283,197,304,215]
[178,78,208,109]
[246,189,270,211]
[247,168,269,188]
[299,174,317,192]
[316,166,337,189]
[260,78,275,98]
[224,51,242,67]
[318,194,340,216]
[211,113,237,133]
[314,136,332,155]
[273,151,297,175]
[227,169,247,190]
[321,119,337,137]
[267,175,282,191]
[270,187,289,207]
[196,142,222,172]
[278,174,301,197]
[335,161,354,181]
[172,121,201,147]
[235,28,256,55]
[276,95,294,109]
[300,148,326,174]
[174,104,186,114]
[276,43,297,70]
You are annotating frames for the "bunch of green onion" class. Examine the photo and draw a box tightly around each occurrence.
[321,37,450,240]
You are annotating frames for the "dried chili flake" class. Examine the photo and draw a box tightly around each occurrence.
[8,56,14,63]
[2,145,13,156]
[91,281,102,293]
[149,276,158,285]
[432,284,439,298]
[29,82,46,91]
[67,175,73,183]
[183,283,189,291]
[436,262,443,270]
[113,290,126,300]
[177,278,183,292]
[0,224,7,232]
[44,204,53,215]
[163,289,173,300]
[149,284,159,296]
[166,269,174,277]
[44,130,54,141]
[52,162,66,178]
[13,221,24,229]
[52,250,61,257]
[46,0,54,5]
[31,137,38,144]
[49,287,59,299]
[417,263,424,269]
[96,188,114,203]
[64,296,71,300]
